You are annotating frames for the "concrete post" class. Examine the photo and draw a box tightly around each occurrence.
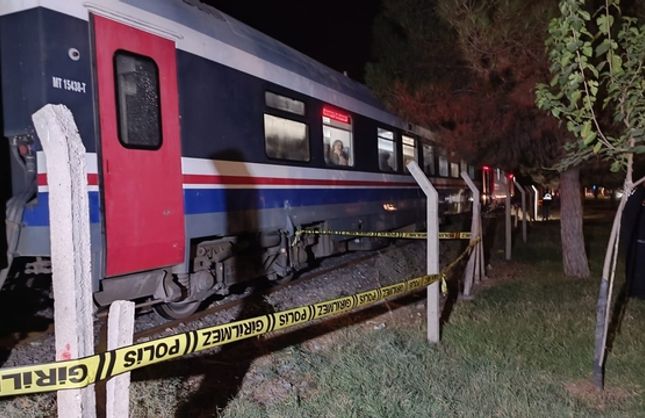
[531,185,539,222]
[106,301,135,418]
[505,177,512,261]
[527,187,533,222]
[513,179,527,243]
[32,104,96,417]
[407,161,440,343]
[460,172,481,298]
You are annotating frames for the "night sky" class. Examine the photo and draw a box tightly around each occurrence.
[202,0,380,82]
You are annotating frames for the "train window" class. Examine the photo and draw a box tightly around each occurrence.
[264,92,309,161]
[323,107,353,167]
[468,164,475,179]
[265,91,305,116]
[114,51,162,149]
[377,128,397,172]
[450,162,460,178]
[460,159,468,176]
[264,114,309,161]
[422,144,436,175]
[439,155,449,177]
[402,135,417,172]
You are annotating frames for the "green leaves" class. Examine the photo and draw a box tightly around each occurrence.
[610,54,623,74]
[581,121,596,145]
[596,14,614,34]
[535,0,644,173]
[595,39,611,57]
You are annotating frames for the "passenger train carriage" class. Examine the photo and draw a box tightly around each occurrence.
[0,0,476,318]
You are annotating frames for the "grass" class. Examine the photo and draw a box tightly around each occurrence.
[2,211,644,417]
[217,216,645,417]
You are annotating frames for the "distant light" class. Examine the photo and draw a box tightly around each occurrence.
[482,165,491,171]
[323,107,350,124]
[383,203,397,212]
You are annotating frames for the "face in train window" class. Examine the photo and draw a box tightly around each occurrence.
[402,135,417,172]
[322,107,353,167]
[114,51,162,149]
[377,128,397,172]
[264,92,309,161]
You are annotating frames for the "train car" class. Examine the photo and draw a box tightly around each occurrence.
[0,0,477,318]
[481,166,512,207]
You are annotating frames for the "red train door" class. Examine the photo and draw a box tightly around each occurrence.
[93,15,185,277]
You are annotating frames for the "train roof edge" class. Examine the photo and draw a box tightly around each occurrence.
[0,0,435,140]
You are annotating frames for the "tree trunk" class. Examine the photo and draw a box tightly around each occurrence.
[560,167,590,278]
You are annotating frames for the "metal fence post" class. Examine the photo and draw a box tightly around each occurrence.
[460,172,481,298]
[531,185,539,222]
[407,161,440,343]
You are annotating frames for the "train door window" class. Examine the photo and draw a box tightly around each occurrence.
[264,91,309,161]
[322,107,353,167]
[114,51,162,149]
[402,135,417,172]
[439,155,449,177]
[377,128,397,172]
[450,161,460,178]
[422,144,436,175]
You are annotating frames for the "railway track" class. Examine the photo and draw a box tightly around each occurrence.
[130,240,417,342]
[2,240,418,356]
[1,237,467,371]
[3,234,469,360]
[1,229,472,366]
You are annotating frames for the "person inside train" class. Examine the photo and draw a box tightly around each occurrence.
[329,139,349,166]
[379,152,394,172]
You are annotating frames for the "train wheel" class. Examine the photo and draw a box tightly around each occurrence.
[154,300,201,320]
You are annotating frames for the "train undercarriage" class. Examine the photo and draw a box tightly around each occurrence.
[94,223,356,319]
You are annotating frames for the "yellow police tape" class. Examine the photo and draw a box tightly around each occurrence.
[294,228,471,241]
[0,235,481,398]
[0,273,445,397]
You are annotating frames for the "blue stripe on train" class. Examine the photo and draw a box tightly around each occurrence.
[22,192,102,227]
[22,187,422,226]
[183,188,422,214]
